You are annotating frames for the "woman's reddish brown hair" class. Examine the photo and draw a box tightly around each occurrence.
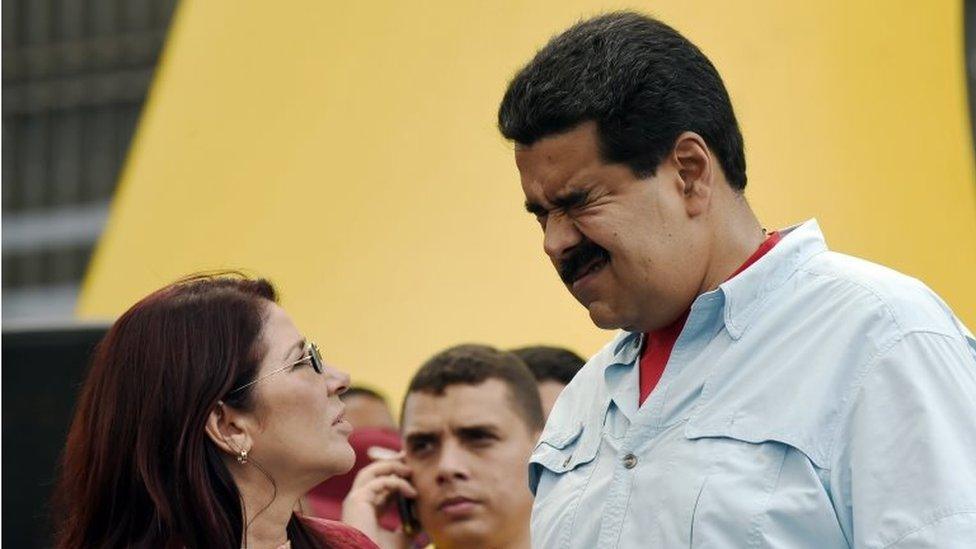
[53,274,329,548]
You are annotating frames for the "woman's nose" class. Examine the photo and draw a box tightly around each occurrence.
[326,367,351,396]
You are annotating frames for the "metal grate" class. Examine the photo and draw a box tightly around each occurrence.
[1,0,178,323]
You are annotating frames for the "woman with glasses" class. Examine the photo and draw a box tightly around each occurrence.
[53,274,385,548]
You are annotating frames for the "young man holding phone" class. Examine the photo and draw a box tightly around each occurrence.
[342,344,543,549]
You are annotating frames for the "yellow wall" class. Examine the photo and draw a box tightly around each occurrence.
[80,1,976,407]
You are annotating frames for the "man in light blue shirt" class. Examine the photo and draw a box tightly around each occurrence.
[497,12,976,548]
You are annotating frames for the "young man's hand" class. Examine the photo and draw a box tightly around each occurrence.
[341,450,417,549]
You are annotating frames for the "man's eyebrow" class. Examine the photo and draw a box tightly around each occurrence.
[525,188,590,216]
[550,188,590,210]
[403,431,438,444]
[524,200,548,216]
[455,424,501,436]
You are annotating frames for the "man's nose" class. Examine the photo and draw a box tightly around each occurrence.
[435,440,470,485]
[543,213,582,262]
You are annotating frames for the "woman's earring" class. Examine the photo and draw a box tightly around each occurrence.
[237,448,249,464]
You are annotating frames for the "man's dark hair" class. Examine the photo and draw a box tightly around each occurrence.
[341,385,388,403]
[405,344,545,433]
[510,345,585,385]
[498,11,747,190]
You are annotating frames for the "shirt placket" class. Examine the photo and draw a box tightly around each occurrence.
[595,345,670,548]
[594,300,723,548]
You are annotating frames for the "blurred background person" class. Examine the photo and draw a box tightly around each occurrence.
[343,344,544,549]
[341,386,398,430]
[305,386,402,530]
[510,345,585,418]
[53,275,378,549]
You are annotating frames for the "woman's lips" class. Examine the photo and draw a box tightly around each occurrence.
[331,406,346,425]
[331,408,352,432]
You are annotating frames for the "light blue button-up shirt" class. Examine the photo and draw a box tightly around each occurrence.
[529,220,976,548]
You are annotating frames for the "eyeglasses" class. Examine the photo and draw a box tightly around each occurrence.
[229,341,325,394]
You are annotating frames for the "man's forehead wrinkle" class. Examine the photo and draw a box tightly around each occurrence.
[543,173,592,207]
[521,173,556,214]
[433,405,502,428]
[403,395,484,430]
[452,418,502,431]
[403,416,500,440]
[404,428,435,438]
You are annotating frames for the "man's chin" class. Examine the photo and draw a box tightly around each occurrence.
[434,518,492,547]
[586,302,626,331]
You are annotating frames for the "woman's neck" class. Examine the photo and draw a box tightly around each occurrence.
[234,468,304,549]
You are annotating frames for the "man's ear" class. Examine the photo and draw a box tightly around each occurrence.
[205,401,253,460]
[671,131,713,217]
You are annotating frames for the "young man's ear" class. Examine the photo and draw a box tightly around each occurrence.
[205,401,253,461]
[671,131,713,217]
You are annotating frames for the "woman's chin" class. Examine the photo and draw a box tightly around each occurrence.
[334,442,357,475]
[306,450,356,484]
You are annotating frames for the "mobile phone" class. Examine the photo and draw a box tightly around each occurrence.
[396,493,421,537]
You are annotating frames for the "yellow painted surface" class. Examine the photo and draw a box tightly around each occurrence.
[80,1,976,407]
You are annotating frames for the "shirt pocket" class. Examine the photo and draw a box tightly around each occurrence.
[529,422,601,547]
[680,419,849,549]
[529,421,601,488]
[683,430,790,548]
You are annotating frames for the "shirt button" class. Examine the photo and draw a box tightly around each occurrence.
[623,453,638,469]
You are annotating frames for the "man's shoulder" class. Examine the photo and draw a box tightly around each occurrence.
[688,250,973,467]
[794,250,966,339]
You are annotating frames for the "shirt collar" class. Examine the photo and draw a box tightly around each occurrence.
[611,331,643,364]
[718,219,828,339]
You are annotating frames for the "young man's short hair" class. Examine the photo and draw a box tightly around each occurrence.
[405,344,545,433]
[510,345,585,386]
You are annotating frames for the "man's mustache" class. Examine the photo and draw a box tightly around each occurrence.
[558,239,610,284]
